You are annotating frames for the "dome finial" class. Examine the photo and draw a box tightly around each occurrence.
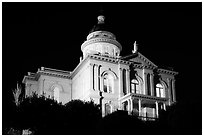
[98,15,105,24]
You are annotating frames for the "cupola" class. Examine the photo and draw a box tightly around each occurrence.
[81,15,122,58]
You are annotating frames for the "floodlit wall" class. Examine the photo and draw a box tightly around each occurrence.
[25,80,38,96]
[38,75,72,104]
[72,61,90,101]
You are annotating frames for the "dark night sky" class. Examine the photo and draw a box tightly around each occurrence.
[3,2,202,112]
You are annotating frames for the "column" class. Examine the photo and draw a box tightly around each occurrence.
[138,99,141,116]
[172,79,176,102]
[155,101,159,118]
[150,74,155,96]
[163,103,166,111]
[119,68,123,98]
[167,78,172,104]
[94,64,98,91]
[127,99,130,114]
[129,98,133,113]
[90,63,94,90]
[126,69,130,94]
[152,107,155,118]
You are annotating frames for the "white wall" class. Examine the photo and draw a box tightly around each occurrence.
[25,80,38,96]
[38,75,72,104]
[72,61,90,100]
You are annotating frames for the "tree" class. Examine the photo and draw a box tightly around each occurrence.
[5,89,101,135]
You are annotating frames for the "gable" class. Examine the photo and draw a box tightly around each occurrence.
[124,52,158,68]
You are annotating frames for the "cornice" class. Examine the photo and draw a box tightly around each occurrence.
[41,67,71,75]
[87,53,132,66]
[121,52,158,70]
[23,67,72,83]
[37,71,70,79]
[157,68,178,75]
[22,75,36,83]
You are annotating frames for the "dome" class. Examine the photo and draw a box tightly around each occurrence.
[81,15,122,58]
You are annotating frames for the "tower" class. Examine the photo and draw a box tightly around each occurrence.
[81,15,122,58]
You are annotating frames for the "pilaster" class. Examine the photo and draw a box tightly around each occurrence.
[172,79,176,102]
[98,65,101,91]
[126,69,130,94]
[167,78,173,104]
[119,68,123,98]
[150,74,155,96]
[94,64,99,91]
[42,79,45,95]
[143,70,147,95]
[90,63,94,91]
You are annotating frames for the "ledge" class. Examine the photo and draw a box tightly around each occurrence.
[157,68,178,75]
[119,93,168,102]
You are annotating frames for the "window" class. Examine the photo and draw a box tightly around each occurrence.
[123,69,127,95]
[105,103,111,116]
[131,79,139,94]
[112,48,114,56]
[147,74,151,96]
[53,87,60,102]
[156,83,165,98]
[103,74,114,93]
[122,101,128,111]
[104,46,109,55]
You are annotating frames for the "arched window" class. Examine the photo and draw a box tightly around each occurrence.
[156,83,165,98]
[131,79,139,94]
[103,74,114,93]
[53,86,60,102]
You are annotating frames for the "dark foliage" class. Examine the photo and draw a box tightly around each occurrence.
[5,93,101,135]
[4,92,201,135]
[97,110,147,135]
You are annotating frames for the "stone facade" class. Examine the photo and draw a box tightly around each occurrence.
[22,15,178,119]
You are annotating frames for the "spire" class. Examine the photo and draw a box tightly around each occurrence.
[132,41,138,54]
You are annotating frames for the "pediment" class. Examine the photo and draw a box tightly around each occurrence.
[126,52,158,68]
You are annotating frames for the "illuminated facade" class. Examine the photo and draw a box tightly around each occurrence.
[22,15,178,119]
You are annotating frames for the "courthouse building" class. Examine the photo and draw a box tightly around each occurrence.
[22,15,178,119]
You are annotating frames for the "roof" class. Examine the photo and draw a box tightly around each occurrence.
[22,67,72,83]
[121,52,178,75]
